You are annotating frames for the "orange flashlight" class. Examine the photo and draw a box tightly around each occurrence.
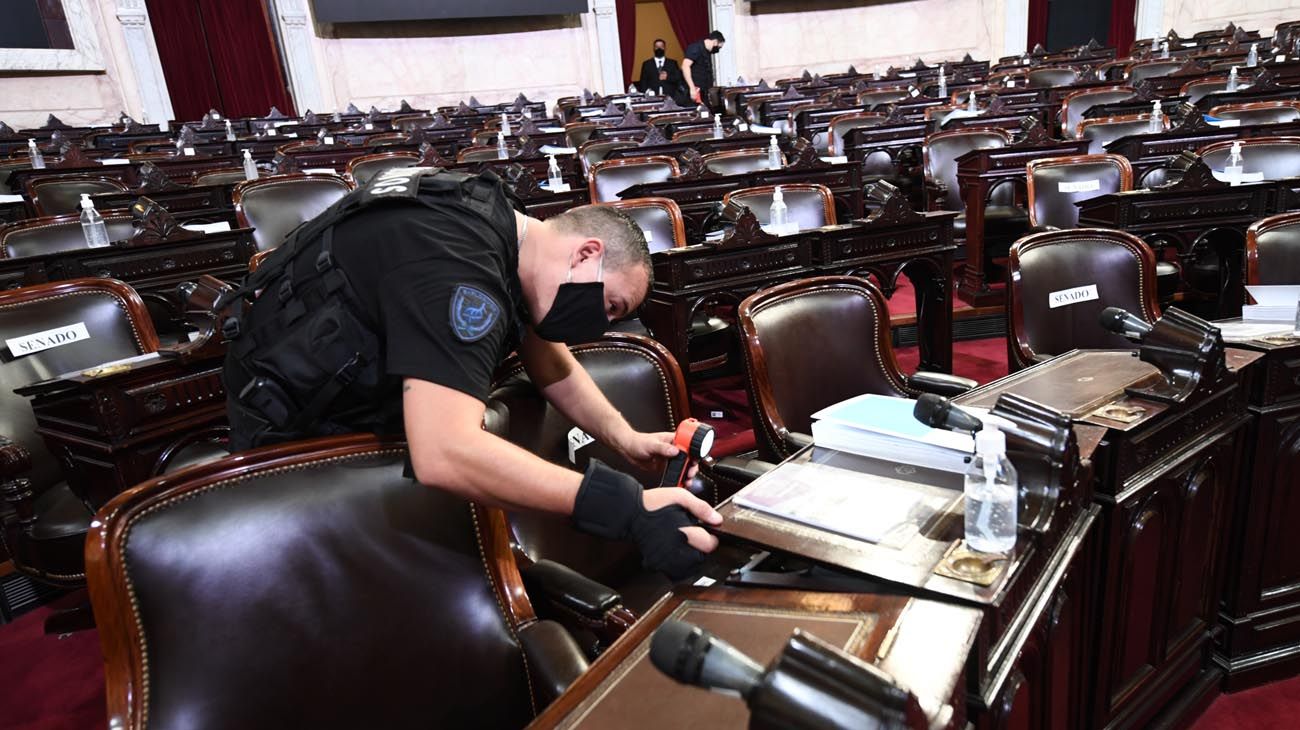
[659,418,715,488]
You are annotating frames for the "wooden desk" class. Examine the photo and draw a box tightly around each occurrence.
[1103,116,1300,184]
[528,586,982,729]
[92,183,241,226]
[954,136,1088,307]
[958,346,1260,728]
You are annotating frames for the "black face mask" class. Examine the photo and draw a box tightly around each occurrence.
[654,48,665,58]
[710,45,721,54]
[534,256,608,344]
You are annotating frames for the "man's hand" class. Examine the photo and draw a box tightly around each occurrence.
[616,430,681,472]
[659,70,669,81]
[643,487,721,553]
[690,86,701,103]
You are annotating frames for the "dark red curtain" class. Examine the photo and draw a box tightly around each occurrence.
[1027,0,1049,51]
[1109,0,1138,56]
[663,0,710,53]
[147,0,294,122]
[617,0,636,89]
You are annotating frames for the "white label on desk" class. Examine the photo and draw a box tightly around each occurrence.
[364,123,375,130]
[99,158,132,166]
[1277,54,1288,63]
[303,168,337,174]
[1058,179,1100,193]
[567,427,595,464]
[1006,80,1016,88]
[285,133,299,138]
[211,112,221,120]
[908,86,920,97]
[181,221,232,234]
[7,322,90,357]
[1207,118,1241,128]
[323,136,334,145]
[0,194,24,203]
[182,147,196,156]
[1048,284,1099,309]
[272,120,296,127]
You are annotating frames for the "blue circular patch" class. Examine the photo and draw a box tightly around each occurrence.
[449,285,502,342]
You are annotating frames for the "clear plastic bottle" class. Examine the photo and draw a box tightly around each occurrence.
[769,185,788,229]
[547,154,564,189]
[500,112,511,137]
[712,113,723,139]
[79,194,110,248]
[225,120,236,142]
[496,132,509,160]
[1148,100,1163,133]
[767,135,782,170]
[332,110,342,124]
[1160,39,1170,59]
[1225,140,1244,184]
[937,66,947,99]
[1227,66,1239,92]
[964,423,1018,554]
[27,138,45,169]
[967,90,977,112]
[1247,42,1258,68]
[242,149,259,181]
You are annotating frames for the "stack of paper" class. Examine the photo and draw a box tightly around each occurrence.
[810,394,976,473]
[1243,285,1300,322]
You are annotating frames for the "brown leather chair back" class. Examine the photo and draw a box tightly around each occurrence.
[232,173,350,252]
[738,276,913,460]
[828,113,886,156]
[1199,137,1300,181]
[192,169,248,186]
[579,140,638,177]
[456,145,515,162]
[672,129,715,143]
[345,152,419,187]
[924,128,1012,211]
[28,176,130,217]
[600,197,686,252]
[1027,153,1133,229]
[0,160,31,195]
[1127,60,1183,83]
[588,156,678,204]
[1208,101,1300,125]
[0,279,158,491]
[703,149,770,175]
[855,88,911,110]
[1247,211,1300,286]
[489,334,689,607]
[1027,66,1080,88]
[86,435,570,730]
[2,212,136,258]
[1079,114,1162,154]
[1060,86,1135,138]
[1180,77,1233,104]
[1008,229,1162,367]
[565,122,608,148]
[723,183,837,229]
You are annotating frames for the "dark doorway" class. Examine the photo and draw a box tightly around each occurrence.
[1045,0,1111,52]
[146,0,296,122]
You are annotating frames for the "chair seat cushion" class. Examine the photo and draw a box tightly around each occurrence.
[30,482,93,541]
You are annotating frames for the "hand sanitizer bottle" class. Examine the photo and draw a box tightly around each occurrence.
[769,185,788,231]
[225,120,236,142]
[27,139,45,169]
[496,132,509,160]
[547,154,564,189]
[767,135,782,169]
[1160,39,1170,59]
[332,110,342,124]
[1225,140,1244,184]
[937,67,947,99]
[964,423,1018,554]
[242,149,259,181]
[1247,42,1259,68]
[79,194,110,248]
[1148,100,1163,133]
[628,83,637,95]
[1227,66,1239,92]
[500,112,511,137]
[967,90,977,112]
[712,113,724,139]
[316,128,326,145]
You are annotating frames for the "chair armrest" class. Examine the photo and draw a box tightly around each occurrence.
[703,455,778,485]
[907,372,978,396]
[522,559,622,618]
[782,430,814,453]
[517,619,590,707]
[0,436,36,524]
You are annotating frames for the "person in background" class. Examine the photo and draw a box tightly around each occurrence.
[682,30,726,107]
[638,38,686,104]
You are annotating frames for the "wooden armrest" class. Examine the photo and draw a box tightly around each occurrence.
[907,372,979,397]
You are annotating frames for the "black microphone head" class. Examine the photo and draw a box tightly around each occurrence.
[913,393,949,428]
[1099,306,1130,333]
[650,619,709,685]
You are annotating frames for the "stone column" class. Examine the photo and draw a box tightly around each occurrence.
[591,0,625,94]
[710,0,738,85]
[274,0,327,113]
[114,0,173,124]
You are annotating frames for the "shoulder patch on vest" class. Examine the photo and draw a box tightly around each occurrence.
[450,285,502,342]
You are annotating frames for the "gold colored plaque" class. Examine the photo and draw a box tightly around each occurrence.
[1089,402,1146,424]
[81,363,132,378]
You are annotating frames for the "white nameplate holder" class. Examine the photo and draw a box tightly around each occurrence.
[567,427,596,464]
[323,136,335,145]
[1058,179,1100,193]
[1048,284,1099,309]
[7,322,90,357]
[182,147,196,156]
[99,158,131,166]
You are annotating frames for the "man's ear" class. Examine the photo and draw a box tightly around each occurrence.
[575,238,604,263]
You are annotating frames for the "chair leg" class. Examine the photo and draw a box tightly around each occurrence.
[43,588,95,635]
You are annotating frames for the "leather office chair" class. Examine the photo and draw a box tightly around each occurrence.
[738,276,976,461]
[0,160,30,195]
[1199,137,1300,180]
[1208,101,1300,125]
[565,122,609,148]
[191,168,249,186]
[27,176,130,217]
[1246,211,1300,286]
[827,112,886,156]
[1,211,136,257]
[1079,113,1166,155]
[723,183,837,229]
[579,140,638,178]
[345,151,420,187]
[1126,60,1184,83]
[855,87,911,110]
[232,173,351,252]
[0,279,159,588]
[671,129,715,143]
[1027,66,1080,88]
[599,197,687,252]
[1059,86,1136,139]
[923,127,1025,243]
[1180,76,1243,104]
[703,149,772,175]
[1026,153,1133,229]
[1007,228,1163,370]
[456,145,516,162]
[86,434,588,730]
[588,156,679,204]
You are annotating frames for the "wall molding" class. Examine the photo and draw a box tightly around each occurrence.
[591,0,624,94]
[0,0,105,72]
[274,0,327,113]
[114,0,173,124]
[711,0,738,84]
[1004,0,1029,56]
[1135,0,1165,43]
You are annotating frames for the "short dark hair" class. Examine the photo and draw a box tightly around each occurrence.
[708,30,725,42]
[550,205,653,289]
[653,38,667,47]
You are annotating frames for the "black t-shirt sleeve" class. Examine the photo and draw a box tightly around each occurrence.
[379,258,511,403]
[684,41,705,66]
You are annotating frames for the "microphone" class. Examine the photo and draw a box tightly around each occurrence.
[1099,306,1153,341]
[913,393,983,433]
[649,619,764,699]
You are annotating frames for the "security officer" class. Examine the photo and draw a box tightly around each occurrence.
[219,166,720,578]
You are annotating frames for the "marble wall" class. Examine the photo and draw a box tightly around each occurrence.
[1160,0,1298,42]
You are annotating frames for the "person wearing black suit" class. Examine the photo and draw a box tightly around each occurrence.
[638,38,685,103]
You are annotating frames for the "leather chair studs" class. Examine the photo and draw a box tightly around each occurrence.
[599,197,687,253]
[86,434,588,730]
[588,156,679,204]
[1026,153,1133,230]
[232,173,352,252]
[1,211,137,258]
[723,183,837,230]
[1246,211,1300,286]
[28,176,131,217]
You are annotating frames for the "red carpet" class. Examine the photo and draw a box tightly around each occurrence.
[0,606,105,730]
[1189,675,1300,729]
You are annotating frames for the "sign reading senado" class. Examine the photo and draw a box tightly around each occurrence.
[5,322,90,357]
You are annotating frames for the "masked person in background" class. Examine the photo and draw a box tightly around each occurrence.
[682,30,726,107]
[220,167,720,579]
[639,38,687,105]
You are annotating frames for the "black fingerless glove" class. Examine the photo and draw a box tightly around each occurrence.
[571,459,705,581]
